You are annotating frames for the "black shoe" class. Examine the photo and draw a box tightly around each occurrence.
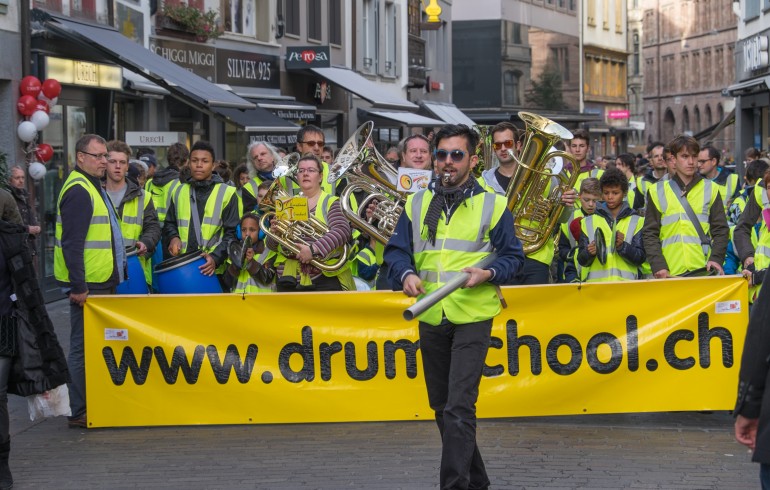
[67,413,87,429]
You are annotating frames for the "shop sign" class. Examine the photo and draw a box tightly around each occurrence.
[312,81,331,104]
[607,109,630,119]
[737,33,770,81]
[249,133,298,146]
[125,132,186,147]
[216,49,280,90]
[269,108,316,120]
[286,46,331,70]
[149,37,216,82]
[45,57,122,89]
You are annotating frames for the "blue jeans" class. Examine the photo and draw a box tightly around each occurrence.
[419,318,492,490]
[68,288,112,418]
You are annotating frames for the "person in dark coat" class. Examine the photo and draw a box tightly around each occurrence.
[9,166,41,269]
[735,280,770,488]
[0,219,69,488]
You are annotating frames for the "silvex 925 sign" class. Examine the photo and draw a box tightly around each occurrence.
[285,46,331,70]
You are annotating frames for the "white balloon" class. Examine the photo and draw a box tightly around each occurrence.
[28,162,47,181]
[30,110,49,131]
[50,97,58,106]
[17,121,37,142]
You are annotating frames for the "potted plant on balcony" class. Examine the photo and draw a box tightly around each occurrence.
[160,3,223,42]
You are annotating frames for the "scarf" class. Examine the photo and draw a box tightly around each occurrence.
[424,177,477,246]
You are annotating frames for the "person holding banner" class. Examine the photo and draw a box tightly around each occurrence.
[734,281,770,488]
[55,134,125,429]
[642,135,729,278]
[163,141,239,284]
[384,124,524,490]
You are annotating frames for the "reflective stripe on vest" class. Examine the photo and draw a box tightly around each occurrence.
[54,174,115,283]
[120,190,147,247]
[582,213,641,282]
[173,183,235,253]
[234,248,274,293]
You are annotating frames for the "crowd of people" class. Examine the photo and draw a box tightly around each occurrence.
[46,120,770,488]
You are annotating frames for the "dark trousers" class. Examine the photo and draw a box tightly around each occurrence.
[276,273,342,292]
[68,287,113,418]
[419,319,492,490]
[508,256,550,285]
[762,464,770,490]
[0,357,10,443]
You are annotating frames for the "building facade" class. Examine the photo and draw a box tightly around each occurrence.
[642,0,736,159]
[627,0,645,154]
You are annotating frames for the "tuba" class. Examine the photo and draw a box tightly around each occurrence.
[327,122,406,244]
[258,163,349,273]
[506,112,580,254]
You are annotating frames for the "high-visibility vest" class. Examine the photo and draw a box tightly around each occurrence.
[581,213,643,282]
[750,188,770,302]
[647,179,718,276]
[232,247,275,293]
[148,179,180,223]
[119,188,153,284]
[560,208,585,281]
[172,182,236,254]
[272,191,354,286]
[54,173,115,284]
[712,172,739,209]
[239,175,268,216]
[407,189,507,326]
[574,168,604,192]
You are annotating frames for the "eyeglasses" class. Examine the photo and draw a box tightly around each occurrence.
[434,149,466,163]
[697,159,713,164]
[79,150,109,160]
[492,140,515,151]
[299,140,324,147]
[297,168,320,174]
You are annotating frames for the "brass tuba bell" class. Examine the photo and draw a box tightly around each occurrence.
[505,112,580,254]
[327,122,406,244]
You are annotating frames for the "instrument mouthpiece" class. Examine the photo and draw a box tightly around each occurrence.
[442,173,451,184]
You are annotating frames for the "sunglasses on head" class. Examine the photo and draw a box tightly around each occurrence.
[492,139,515,151]
[434,149,466,163]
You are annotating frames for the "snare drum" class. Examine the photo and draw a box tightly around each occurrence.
[117,250,150,295]
[154,250,223,294]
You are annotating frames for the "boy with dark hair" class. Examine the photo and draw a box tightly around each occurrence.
[569,128,603,191]
[615,153,645,209]
[557,177,601,282]
[698,144,740,209]
[577,168,646,282]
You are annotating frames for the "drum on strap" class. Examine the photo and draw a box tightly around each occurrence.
[154,250,223,294]
[117,249,149,295]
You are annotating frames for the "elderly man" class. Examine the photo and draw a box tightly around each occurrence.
[8,166,39,265]
[55,134,124,428]
[241,141,280,215]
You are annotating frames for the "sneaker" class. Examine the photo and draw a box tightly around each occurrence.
[67,413,87,429]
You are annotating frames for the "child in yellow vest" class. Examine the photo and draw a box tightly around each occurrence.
[557,177,600,282]
[577,168,646,282]
[226,213,275,293]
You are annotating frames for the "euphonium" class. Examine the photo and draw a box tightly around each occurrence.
[257,166,349,273]
[327,121,406,244]
[505,112,580,254]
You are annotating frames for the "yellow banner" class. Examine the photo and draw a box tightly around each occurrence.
[84,277,748,428]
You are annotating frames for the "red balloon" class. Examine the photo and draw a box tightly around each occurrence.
[17,95,37,116]
[41,79,62,100]
[35,144,53,163]
[19,76,41,98]
[34,100,49,114]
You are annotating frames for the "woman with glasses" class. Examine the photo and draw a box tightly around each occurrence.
[265,154,354,292]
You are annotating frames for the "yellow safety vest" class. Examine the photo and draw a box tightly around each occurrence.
[232,247,275,293]
[580,213,644,282]
[239,175,268,216]
[574,168,604,192]
[280,162,336,197]
[713,172,739,210]
[647,179,718,276]
[148,179,180,223]
[54,173,115,284]
[172,182,236,255]
[119,188,153,284]
[407,189,507,326]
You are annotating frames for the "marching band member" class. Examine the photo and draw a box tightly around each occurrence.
[226,213,275,293]
[614,153,645,209]
[482,121,577,285]
[642,135,729,278]
[384,124,524,490]
[283,125,336,196]
[557,177,601,283]
[241,141,281,216]
[698,145,740,210]
[266,155,354,292]
[163,141,239,283]
[570,129,603,191]
[577,168,646,282]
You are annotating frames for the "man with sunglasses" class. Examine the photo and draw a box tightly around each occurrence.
[385,124,524,490]
[482,121,577,285]
[288,124,336,195]
[55,134,126,428]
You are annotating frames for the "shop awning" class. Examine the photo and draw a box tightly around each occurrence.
[214,107,300,133]
[360,109,445,127]
[36,10,255,110]
[122,69,169,96]
[420,101,475,126]
[694,108,736,144]
[725,77,770,96]
[310,67,418,110]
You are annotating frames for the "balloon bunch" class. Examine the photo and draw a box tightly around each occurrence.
[16,76,61,181]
